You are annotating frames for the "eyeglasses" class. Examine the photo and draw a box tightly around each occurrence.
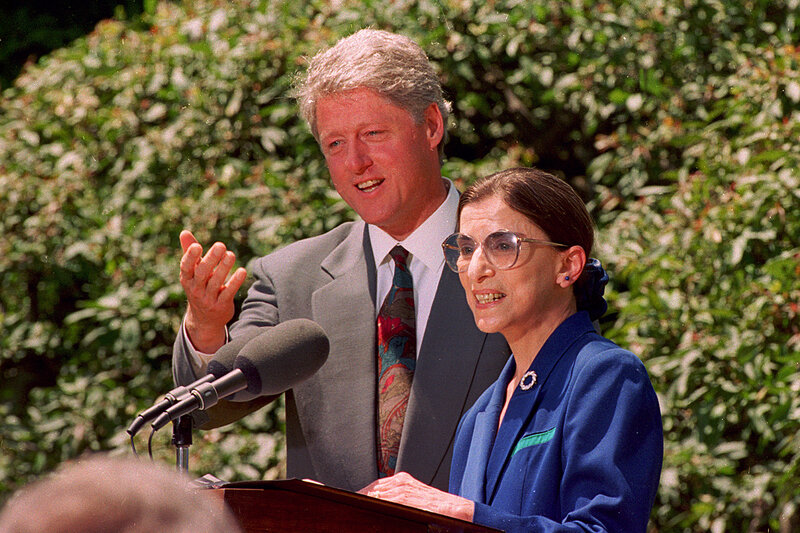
[442,230,568,273]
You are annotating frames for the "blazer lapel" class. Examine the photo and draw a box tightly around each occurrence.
[459,359,515,503]
[396,267,491,484]
[293,223,380,490]
[483,313,595,502]
[483,365,541,502]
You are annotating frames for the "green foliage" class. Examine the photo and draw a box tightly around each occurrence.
[0,0,348,497]
[1,0,798,531]
[596,43,800,531]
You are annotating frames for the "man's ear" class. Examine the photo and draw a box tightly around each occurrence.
[558,246,586,287]
[423,103,444,150]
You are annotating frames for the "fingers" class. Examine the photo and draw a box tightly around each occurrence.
[178,232,246,350]
[364,472,419,498]
[362,473,471,519]
[179,234,246,305]
[194,242,228,283]
[358,479,379,495]
[220,267,248,300]
[204,249,237,295]
[179,229,199,253]
[180,242,203,285]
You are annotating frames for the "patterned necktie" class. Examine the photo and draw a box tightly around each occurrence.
[377,245,416,477]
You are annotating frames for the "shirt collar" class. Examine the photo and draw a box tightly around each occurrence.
[369,178,459,270]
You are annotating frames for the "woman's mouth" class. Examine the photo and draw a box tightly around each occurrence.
[475,292,505,304]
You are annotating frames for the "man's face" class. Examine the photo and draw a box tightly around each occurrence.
[315,88,446,241]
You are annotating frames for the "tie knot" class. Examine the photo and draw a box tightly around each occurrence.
[389,245,409,266]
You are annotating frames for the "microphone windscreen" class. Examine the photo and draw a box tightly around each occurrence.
[206,328,266,378]
[233,318,330,396]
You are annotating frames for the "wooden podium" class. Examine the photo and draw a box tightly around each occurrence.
[207,479,500,533]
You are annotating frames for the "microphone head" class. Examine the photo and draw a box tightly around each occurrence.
[233,318,330,396]
[206,328,266,378]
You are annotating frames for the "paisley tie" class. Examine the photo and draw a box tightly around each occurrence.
[376,246,416,477]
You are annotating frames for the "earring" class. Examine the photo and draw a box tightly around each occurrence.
[564,275,570,281]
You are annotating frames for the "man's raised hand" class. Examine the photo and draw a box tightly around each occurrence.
[178,230,247,353]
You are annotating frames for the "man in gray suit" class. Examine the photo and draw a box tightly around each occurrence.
[172,29,509,492]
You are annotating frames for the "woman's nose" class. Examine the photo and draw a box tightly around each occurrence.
[467,245,495,281]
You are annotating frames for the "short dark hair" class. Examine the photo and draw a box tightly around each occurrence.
[458,167,594,256]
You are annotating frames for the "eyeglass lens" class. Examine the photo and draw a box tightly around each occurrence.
[446,232,521,272]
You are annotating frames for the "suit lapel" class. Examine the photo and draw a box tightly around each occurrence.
[293,223,379,490]
[396,267,490,484]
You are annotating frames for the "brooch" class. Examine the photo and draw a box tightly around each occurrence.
[520,370,538,390]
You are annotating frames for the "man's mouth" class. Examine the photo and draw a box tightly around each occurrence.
[356,179,384,192]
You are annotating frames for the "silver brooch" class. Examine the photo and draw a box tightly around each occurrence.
[520,370,538,390]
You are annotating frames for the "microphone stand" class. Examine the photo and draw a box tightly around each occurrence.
[171,415,193,474]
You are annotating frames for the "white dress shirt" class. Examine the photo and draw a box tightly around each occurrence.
[183,177,458,370]
[368,178,458,356]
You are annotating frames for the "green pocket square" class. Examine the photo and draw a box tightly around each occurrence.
[512,427,556,456]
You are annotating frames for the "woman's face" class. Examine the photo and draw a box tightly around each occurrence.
[457,195,567,344]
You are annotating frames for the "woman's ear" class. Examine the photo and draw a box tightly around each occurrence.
[558,246,586,288]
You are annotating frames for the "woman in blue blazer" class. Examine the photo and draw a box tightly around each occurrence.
[362,167,663,532]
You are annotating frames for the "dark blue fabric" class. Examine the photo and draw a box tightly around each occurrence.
[576,258,609,320]
[450,312,663,533]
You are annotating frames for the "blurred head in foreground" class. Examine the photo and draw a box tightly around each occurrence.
[0,454,242,533]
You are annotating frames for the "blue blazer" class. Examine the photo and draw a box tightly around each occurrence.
[449,312,663,533]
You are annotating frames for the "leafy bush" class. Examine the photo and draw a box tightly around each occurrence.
[596,43,800,531]
[0,0,344,496]
[1,0,797,531]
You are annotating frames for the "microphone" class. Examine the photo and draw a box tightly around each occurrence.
[151,318,329,431]
[126,328,265,436]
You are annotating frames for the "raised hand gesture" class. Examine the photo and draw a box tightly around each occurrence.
[178,230,247,353]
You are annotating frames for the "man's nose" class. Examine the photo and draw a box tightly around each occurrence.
[345,139,372,174]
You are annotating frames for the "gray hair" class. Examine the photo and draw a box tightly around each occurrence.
[294,29,451,158]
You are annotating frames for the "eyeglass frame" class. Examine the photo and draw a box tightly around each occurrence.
[441,230,569,273]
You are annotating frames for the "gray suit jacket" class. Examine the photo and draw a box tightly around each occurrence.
[173,221,510,492]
